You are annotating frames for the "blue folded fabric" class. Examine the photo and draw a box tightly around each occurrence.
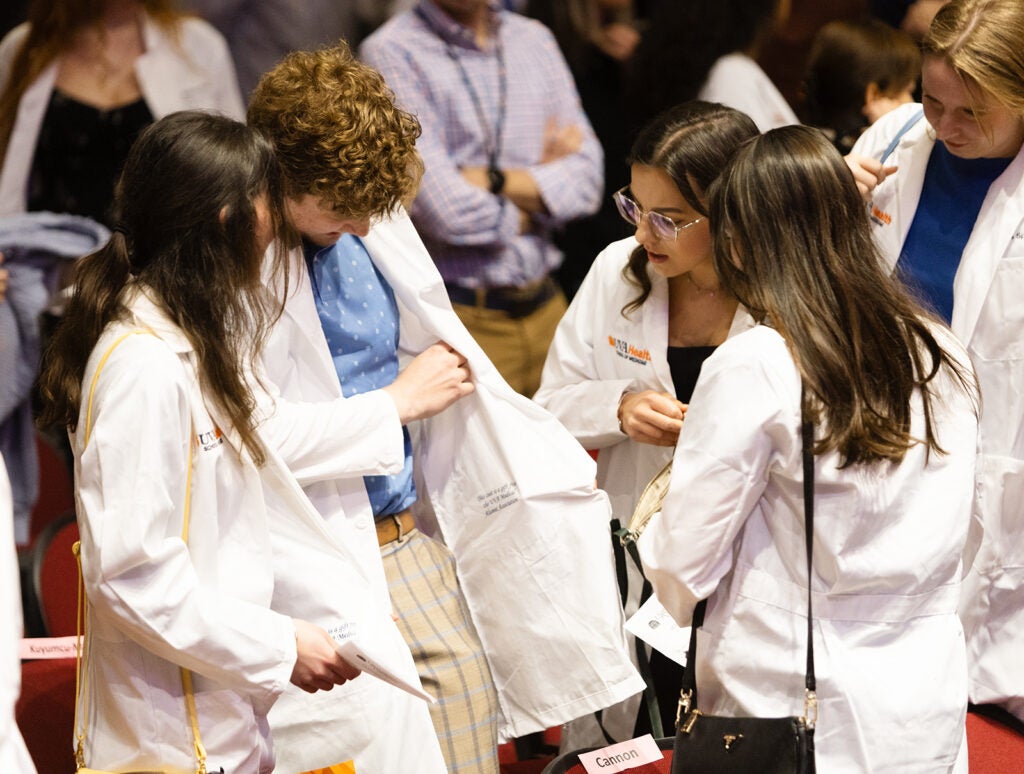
[0,212,110,543]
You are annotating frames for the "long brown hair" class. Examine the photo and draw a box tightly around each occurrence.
[621,101,759,315]
[708,125,977,466]
[37,110,288,465]
[0,0,181,160]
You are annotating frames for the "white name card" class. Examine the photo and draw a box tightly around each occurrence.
[579,734,663,773]
[20,637,78,660]
[624,594,690,667]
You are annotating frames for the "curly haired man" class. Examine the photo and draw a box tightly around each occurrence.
[248,42,502,774]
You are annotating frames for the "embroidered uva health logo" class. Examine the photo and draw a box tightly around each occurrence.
[608,335,651,365]
[869,203,892,226]
[197,427,223,452]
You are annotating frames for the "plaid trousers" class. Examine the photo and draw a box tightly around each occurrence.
[381,528,501,773]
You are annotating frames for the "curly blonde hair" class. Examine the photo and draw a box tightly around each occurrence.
[247,41,422,219]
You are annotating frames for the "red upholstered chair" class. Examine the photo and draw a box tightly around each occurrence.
[540,737,675,774]
[27,433,74,548]
[16,657,78,774]
[967,704,1024,773]
[30,512,80,637]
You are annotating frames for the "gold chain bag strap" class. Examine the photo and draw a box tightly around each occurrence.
[619,458,673,545]
[74,330,208,774]
[605,457,674,738]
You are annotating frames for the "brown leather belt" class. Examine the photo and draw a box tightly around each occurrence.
[375,509,415,546]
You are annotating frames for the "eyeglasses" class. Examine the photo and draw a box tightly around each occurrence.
[613,187,705,241]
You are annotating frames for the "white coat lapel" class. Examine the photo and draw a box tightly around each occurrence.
[135,15,205,117]
[0,61,57,215]
[868,123,933,271]
[642,272,674,394]
[362,211,503,383]
[952,149,1024,343]
[890,129,933,257]
[279,247,348,398]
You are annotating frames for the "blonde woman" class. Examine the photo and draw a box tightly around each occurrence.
[846,0,1024,723]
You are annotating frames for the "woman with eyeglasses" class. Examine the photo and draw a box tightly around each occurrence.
[534,100,759,746]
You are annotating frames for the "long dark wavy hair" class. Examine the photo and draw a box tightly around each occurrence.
[37,110,289,465]
[708,125,978,466]
[621,101,759,315]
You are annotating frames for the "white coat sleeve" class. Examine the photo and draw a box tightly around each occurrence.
[534,247,638,449]
[0,453,36,773]
[637,332,799,627]
[77,338,295,705]
[255,384,405,485]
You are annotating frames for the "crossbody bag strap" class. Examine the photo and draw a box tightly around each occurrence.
[74,329,208,774]
[801,388,818,731]
[676,385,817,732]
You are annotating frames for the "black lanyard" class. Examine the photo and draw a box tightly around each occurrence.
[415,6,508,169]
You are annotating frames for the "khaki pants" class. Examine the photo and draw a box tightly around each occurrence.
[452,288,567,397]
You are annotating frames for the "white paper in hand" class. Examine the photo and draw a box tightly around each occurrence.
[333,637,437,703]
[624,595,690,667]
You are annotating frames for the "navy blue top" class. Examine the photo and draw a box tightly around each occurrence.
[304,235,417,517]
[897,141,1012,322]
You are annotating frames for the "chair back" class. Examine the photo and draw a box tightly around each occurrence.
[541,737,675,774]
[967,705,1024,773]
[27,432,74,547]
[30,512,79,637]
[16,657,78,774]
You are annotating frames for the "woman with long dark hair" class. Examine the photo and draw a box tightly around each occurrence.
[36,111,361,772]
[639,125,979,771]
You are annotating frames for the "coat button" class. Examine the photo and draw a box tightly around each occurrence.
[356,517,370,529]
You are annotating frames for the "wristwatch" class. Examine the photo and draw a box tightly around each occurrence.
[487,166,506,195]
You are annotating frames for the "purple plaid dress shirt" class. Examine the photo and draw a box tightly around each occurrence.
[360,0,603,289]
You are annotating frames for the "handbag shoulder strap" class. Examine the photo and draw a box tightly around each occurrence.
[678,387,817,730]
[74,329,208,774]
[801,398,818,728]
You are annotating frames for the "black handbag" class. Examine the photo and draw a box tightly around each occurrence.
[671,401,818,773]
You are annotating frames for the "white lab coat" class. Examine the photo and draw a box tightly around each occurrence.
[639,323,977,773]
[852,103,1024,721]
[536,236,756,524]
[534,236,755,744]
[263,210,644,742]
[75,290,441,773]
[699,53,799,133]
[0,453,35,773]
[0,13,244,216]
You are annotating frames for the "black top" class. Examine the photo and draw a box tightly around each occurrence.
[667,345,717,404]
[27,89,153,226]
